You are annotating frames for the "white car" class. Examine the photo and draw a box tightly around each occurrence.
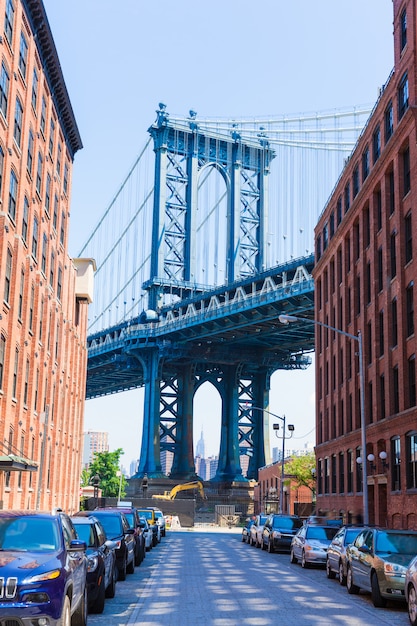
[139,517,153,551]
[249,514,268,548]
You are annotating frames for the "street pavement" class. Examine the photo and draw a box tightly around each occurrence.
[87,526,411,626]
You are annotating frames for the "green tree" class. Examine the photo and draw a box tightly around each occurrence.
[87,448,127,498]
[284,451,316,495]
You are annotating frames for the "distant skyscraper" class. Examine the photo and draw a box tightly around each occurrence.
[196,430,205,458]
[83,431,109,468]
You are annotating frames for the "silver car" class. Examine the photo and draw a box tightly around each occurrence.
[290,524,339,568]
[249,514,268,548]
[406,554,417,625]
[326,526,366,585]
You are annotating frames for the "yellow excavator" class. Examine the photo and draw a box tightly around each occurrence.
[152,480,206,501]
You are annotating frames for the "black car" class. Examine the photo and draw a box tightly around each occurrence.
[0,510,87,625]
[98,506,146,566]
[77,509,135,581]
[72,515,118,613]
[262,514,303,552]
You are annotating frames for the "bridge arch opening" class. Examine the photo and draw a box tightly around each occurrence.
[193,381,221,479]
[194,163,228,288]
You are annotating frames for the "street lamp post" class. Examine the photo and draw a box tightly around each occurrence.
[245,404,294,514]
[278,313,368,525]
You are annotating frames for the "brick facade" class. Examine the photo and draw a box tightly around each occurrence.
[0,0,93,513]
[313,0,417,528]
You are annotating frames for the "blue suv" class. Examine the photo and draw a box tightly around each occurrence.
[0,510,88,625]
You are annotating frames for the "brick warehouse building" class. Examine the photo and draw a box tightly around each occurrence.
[313,0,417,528]
[0,0,94,512]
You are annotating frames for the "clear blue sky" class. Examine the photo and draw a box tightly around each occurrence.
[43,0,394,470]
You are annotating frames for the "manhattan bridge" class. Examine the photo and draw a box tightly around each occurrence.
[80,103,372,483]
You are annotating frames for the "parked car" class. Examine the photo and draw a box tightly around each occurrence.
[249,514,268,548]
[151,508,166,537]
[137,508,160,545]
[346,527,417,607]
[262,514,303,553]
[100,506,146,566]
[77,509,135,581]
[326,525,366,585]
[405,553,417,625]
[72,514,118,613]
[0,510,87,625]
[139,517,153,551]
[242,518,255,543]
[290,524,339,568]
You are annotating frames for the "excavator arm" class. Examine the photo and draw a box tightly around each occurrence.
[152,480,206,500]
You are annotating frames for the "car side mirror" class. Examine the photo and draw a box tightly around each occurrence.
[358,545,371,554]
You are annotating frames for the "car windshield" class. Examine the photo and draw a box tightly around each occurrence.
[140,511,153,521]
[272,517,302,530]
[259,516,268,525]
[345,528,363,545]
[95,515,122,538]
[306,527,338,541]
[0,516,59,552]
[154,512,162,519]
[73,523,95,547]
[376,532,417,555]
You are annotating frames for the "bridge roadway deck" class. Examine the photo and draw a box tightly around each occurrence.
[87,527,409,626]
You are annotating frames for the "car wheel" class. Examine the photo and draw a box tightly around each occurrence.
[301,551,309,568]
[59,595,71,626]
[326,558,336,579]
[135,544,141,566]
[260,538,265,551]
[106,563,117,598]
[72,587,87,626]
[127,554,135,575]
[267,539,274,554]
[338,561,347,586]
[371,572,387,608]
[290,549,298,564]
[346,566,360,594]
[118,556,127,581]
[408,583,417,626]
[91,578,106,614]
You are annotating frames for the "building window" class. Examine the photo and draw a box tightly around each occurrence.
[21,196,29,243]
[36,153,43,196]
[401,8,407,50]
[388,170,395,215]
[366,262,371,304]
[23,359,29,405]
[379,374,386,420]
[406,432,417,489]
[367,320,372,364]
[40,96,46,136]
[18,31,28,79]
[336,196,342,225]
[407,283,414,337]
[355,275,361,315]
[45,174,51,215]
[393,365,400,414]
[392,437,401,491]
[63,162,69,195]
[362,146,370,182]
[372,126,381,163]
[0,335,4,389]
[49,118,55,158]
[0,62,10,119]
[27,129,34,176]
[353,165,360,198]
[4,0,14,46]
[60,212,65,246]
[379,310,384,357]
[41,233,47,275]
[8,169,17,221]
[391,298,398,347]
[56,142,62,177]
[49,251,55,288]
[405,212,413,264]
[331,455,337,493]
[329,212,334,238]
[31,68,38,111]
[344,182,350,213]
[32,216,38,260]
[347,450,353,493]
[323,222,328,250]
[377,247,383,292]
[4,248,12,304]
[390,232,397,279]
[13,97,22,147]
[57,266,62,301]
[409,355,416,408]
[375,188,382,231]
[398,72,409,119]
[385,102,394,142]
[18,269,24,320]
[12,348,18,398]
[403,146,411,196]
[339,453,345,494]
[364,206,370,247]
[28,284,34,332]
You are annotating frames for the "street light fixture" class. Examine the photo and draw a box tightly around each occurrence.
[278,313,368,525]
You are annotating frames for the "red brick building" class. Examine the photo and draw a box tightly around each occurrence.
[0,0,94,512]
[313,0,417,528]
